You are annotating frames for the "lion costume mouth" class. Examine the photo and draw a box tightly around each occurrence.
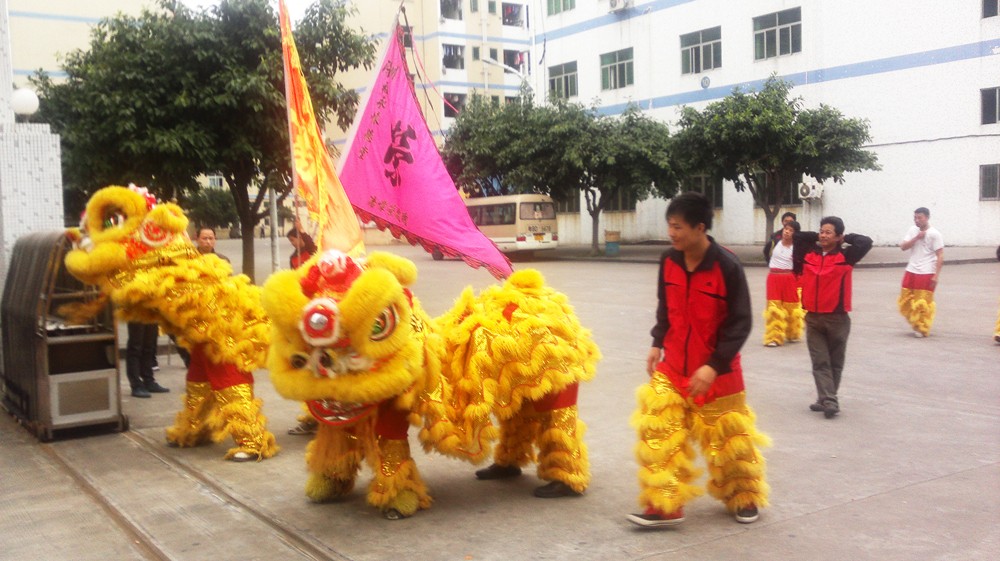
[307,399,377,427]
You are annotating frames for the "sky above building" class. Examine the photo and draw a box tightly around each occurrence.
[180,0,309,21]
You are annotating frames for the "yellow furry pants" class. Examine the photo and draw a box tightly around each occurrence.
[632,373,770,514]
[491,403,590,493]
[898,287,935,336]
[763,300,805,346]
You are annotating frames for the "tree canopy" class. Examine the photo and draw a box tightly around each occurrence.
[673,76,881,240]
[442,95,677,254]
[32,0,376,281]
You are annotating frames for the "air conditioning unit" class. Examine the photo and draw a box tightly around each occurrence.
[609,0,633,13]
[798,183,824,200]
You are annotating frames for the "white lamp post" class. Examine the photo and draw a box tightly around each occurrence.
[10,87,38,120]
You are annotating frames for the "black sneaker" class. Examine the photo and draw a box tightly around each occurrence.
[474,463,522,480]
[809,402,824,412]
[146,382,170,393]
[533,481,581,498]
[131,387,151,398]
[735,505,759,524]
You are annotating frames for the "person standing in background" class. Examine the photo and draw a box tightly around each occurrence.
[897,207,943,337]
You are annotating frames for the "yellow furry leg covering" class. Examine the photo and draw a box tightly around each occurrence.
[304,424,364,502]
[906,289,935,336]
[631,374,702,514]
[897,287,914,322]
[691,392,771,513]
[762,300,787,346]
[165,381,215,447]
[536,405,590,493]
[210,384,279,461]
[366,436,432,517]
[784,301,805,341]
[994,300,1000,342]
[491,401,541,468]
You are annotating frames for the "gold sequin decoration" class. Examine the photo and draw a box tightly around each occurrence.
[695,392,747,426]
[377,437,411,477]
[213,383,255,406]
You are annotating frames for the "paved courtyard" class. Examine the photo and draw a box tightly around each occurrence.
[1,240,997,560]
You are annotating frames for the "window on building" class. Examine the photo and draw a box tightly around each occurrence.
[604,189,638,211]
[402,26,413,48]
[982,164,1000,200]
[555,193,581,214]
[752,173,802,207]
[502,3,524,26]
[503,49,529,73]
[547,0,575,16]
[683,175,724,208]
[548,61,578,99]
[490,48,499,61]
[600,47,634,91]
[444,93,467,118]
[985,0,999,18]
[488,1,497,14]
[208,175,224,189]
[680,26,722,75]
[472,46,480,61]
[443,44,465,70]
[441,0,463,20]
[753,7,801,60]
[982,87,999,125]
[505,96,519,104]
[471,0,479,12]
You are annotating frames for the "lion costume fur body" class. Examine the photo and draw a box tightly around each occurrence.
[262,250,600,517]
[64,185,277,460]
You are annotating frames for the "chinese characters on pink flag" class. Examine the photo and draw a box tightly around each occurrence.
[279,0,364,257]
[338,25,513,279]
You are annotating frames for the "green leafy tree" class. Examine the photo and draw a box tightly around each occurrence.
[32,0,375,281]
[443,96,677,254]
[185,188,239,231]
[674,76,880,241]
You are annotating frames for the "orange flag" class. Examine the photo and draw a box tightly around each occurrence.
[279,0,364,256]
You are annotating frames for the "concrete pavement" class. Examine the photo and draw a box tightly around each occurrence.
[2,240,998,561]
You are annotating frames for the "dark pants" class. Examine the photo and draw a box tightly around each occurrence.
[126,322,159,391]
[805,312,851,406]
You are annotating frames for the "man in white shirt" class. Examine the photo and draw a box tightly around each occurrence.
[898,207,944,337]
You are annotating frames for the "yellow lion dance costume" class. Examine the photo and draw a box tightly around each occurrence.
[262,249,600,518]
[64,185,278,461]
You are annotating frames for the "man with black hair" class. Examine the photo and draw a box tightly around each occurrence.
[763,211,797,262]
[628,191,770,528]
[898,207,943,337]
[793,216,872,419]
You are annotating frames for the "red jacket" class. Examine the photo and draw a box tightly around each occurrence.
[650,239,752,400]
[793,232,872,313]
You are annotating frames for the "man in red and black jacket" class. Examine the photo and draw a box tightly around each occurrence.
[628,192,770,529]
[793,216,872,419]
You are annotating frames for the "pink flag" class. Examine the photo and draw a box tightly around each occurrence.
[338,25,513,279]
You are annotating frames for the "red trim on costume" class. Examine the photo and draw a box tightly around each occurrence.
[766,272,800,302]
[533,383,579,412]
[503,303,518,322]
[375,401,410,439]
[185,345,254,389]
[902,271,935,291]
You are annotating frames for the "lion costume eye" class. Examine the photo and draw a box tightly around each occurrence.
[370,306,398,341]
[102,207,126,231]
[290,353,309,369]
[318,350,336,368]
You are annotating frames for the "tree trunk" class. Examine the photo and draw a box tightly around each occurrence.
[228,178,256,284]
[584,188,602,256]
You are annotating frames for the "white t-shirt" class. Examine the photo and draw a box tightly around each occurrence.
[903,225,944,274]
[768,241,794,270]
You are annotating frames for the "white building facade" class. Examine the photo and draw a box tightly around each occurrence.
[531,0,1000,246]
[355,0,999,247]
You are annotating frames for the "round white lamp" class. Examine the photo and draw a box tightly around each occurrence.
[10,87,40,117]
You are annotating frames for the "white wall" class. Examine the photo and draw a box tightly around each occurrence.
[544,1,1000,247]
